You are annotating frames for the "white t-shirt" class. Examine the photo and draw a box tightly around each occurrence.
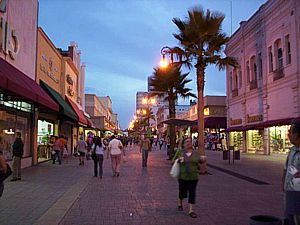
[108,139,123,155]
[77,140,87,153]
[93,144,104,155]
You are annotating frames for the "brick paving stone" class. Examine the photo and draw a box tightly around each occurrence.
[0,145,287,225]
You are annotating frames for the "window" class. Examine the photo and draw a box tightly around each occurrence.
[233,69,238,90]
[250,56,257,81]
[258,53,263,79]
[268,46,273,72]
[246,61,250,83]
[274,39,283,69]
[285,35,291,64]
[239,70,242,89]
[278,48,283,68]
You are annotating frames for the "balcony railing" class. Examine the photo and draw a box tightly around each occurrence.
[273,67,284,81]
[249,80,257,90]
[232,89,238,98]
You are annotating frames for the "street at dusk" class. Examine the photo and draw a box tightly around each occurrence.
[1,0,300,225]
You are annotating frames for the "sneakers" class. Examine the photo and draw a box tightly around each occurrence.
[11,178,18,182]
[189,212,197,218]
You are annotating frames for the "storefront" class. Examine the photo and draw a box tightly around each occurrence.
[0,59,59,166]
[0,96,33,161]
[268,125,291,154]
[246,129,264,154]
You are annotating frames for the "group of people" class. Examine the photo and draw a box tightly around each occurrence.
[75,134,125,178]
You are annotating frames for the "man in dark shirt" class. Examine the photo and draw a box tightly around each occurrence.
[11,132,24,181]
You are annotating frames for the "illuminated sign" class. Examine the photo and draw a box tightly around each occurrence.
[247,114,263,123]
[230,118,242,125]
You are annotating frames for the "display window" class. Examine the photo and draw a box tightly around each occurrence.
[246,130,264,153]
[37,120,55,162]
[269,125,291,154]
[0,110,31,160]
[229,131,243,150]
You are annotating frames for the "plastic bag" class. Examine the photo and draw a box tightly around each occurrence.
[170,159,180,179]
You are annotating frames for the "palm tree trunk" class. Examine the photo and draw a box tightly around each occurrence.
[196,66,207,174]
[168,95,176,159]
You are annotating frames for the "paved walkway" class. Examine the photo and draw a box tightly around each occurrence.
[0,146,286,225]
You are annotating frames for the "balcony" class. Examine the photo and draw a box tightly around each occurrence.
[273,67,284,81]
[249,80,257,90]
[232,89,238,98]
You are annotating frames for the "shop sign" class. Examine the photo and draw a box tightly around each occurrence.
[230,118,242,125]
[0,16,19,60]
[66,74,75,97]
[40,55,59,83]
[247,114,263,123]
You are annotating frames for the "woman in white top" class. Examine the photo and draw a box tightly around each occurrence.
[92,136,105,178]
[107,135,124,177]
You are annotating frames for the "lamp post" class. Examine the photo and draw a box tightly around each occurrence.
[160,46,183,159]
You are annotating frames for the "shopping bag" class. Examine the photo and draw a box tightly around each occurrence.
[170,159,180,178]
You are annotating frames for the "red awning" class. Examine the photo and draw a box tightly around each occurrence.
[65,96,88,126]
[0,57,59,111]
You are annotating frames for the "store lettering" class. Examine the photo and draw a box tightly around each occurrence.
[247,114,263,123]
[39,63,59,83]
[0,17,19,60]
[230,118,242,125]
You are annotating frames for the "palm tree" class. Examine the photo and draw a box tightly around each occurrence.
[149,64,196,159]
[172,7,238,173]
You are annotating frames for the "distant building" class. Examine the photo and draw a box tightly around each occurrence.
[225,0,300,155]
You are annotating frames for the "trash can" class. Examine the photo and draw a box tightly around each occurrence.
[249,215,282,225]
[234,150,240,160]
[223,150,229,160]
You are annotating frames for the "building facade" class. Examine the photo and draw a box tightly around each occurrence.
[0,1,60,167]
[226,0,300,154]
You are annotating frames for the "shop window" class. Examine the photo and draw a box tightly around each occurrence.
[0,110,31,160]
[230,72,233,91]
[269,125,291,154]
[285,35,291,65]
[230,131,243,150]
[268,46,273,72]
[247,130,263,153]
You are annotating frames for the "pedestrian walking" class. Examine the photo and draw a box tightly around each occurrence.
[52,135,65,165]
[173,137,201,218]
[11,132,24,181]
[92,136,105,178]
[159,138,164,150]
[283,122,300,225]
[107,135,124,177]
[140,135,151,167]
[76,136,87,165]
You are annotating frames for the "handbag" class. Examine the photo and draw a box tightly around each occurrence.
[170,159,180,179]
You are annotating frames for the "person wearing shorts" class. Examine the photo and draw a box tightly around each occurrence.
[76,136,87,166]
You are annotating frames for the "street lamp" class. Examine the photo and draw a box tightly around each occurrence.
[142,96,156,130]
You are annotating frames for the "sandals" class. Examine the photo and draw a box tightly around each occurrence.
[189,211,197,218]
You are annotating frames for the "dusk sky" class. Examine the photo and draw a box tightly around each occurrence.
[39,0,266,129]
